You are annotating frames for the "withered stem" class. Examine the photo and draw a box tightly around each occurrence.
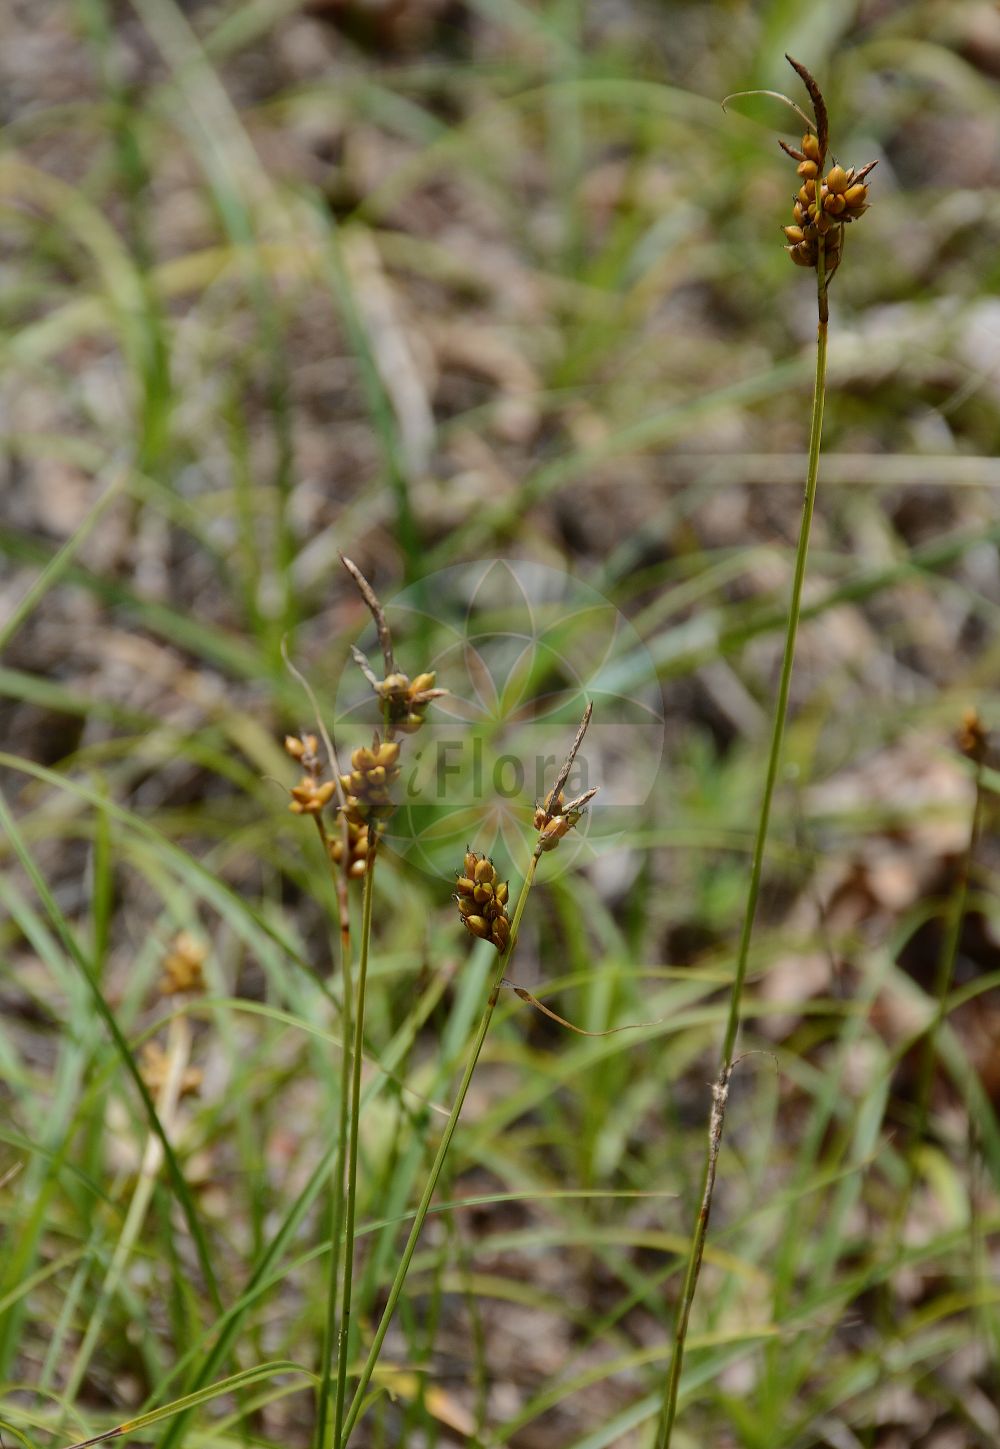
[543,701,593,817]
[341,554,395,676]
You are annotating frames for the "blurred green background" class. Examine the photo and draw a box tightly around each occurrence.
[2,1,1000,1445]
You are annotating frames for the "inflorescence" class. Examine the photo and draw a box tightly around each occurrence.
[778,56,876,278]
[454,851,511,952]
[284,559,444,879]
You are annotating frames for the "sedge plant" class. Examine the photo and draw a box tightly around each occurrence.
[654,56,877,1448]
[285,556,445,1449]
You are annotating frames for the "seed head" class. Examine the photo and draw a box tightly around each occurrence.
[533,787,598,853]
[159,931,207,997]
[339,738,401,826]
[289,776,336,815]
[328,816,371,878]
[454,851,510,952]
[958,708,988,764]
[286,729,334,815]
[375,669,446,735]
[284,733,320,765]
[778,62,876,281]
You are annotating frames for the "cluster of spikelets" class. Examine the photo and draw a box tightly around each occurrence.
[286,734,337,817]
[533,787,596,852]
[453,733,598,949]
[285,729,404,866]
[781,130,875,273]
[159,930,207,996]
[284,561,446,881]
[376,671,442,735]
[339,740,401,826]
[328,816,370,878]
[139,932,207,1101]
[958,706,989,764]
[454,851,511,952]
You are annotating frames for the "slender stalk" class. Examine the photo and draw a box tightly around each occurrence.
[315,818,354,1449]
[655,253,829,1449]
[339,849,543,1443]
[332,843,377,1449]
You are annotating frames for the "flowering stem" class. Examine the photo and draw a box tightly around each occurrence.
[339,847,542,1442]
[315,820,353,1449]
[655,260,828,1449]
[332,842,377,1449]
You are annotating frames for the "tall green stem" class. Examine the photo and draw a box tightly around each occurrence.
[316,826,353,1449]
[332,844,377,1449]
[655,262,829,1449]
[339,850,542,1443]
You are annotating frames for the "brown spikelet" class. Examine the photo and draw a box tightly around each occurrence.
[958,708,988,764]
[375,669,448,735]
[454,851,511,952]
[531,702,599,853]
[159,931,207,997]
[328,816,371,878]
[339,738,401,826]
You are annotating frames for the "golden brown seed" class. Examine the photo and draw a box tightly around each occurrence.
[380,672,409,696]
[465,915,490,939]
[783,225,806,244]
[825,164,850,194]
[797,159,818,180]
[801,132,820,162]
[843,183,867,208]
